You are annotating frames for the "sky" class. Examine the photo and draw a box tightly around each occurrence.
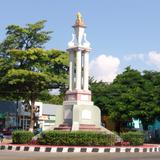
[1,0,160,82]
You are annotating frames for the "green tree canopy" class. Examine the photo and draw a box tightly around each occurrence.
[0,20,52,52]
[0,21,68,131]
[91,67,160,132]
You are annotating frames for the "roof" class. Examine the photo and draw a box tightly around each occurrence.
[0,101,17,113]
[42,103,62,115]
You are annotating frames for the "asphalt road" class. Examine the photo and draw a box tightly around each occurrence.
[1,151,160,160]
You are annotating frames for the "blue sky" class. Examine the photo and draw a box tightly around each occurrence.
[1,0,160,82]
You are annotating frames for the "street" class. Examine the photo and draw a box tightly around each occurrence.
[0,151,160,160]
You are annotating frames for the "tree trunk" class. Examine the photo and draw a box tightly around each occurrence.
[29,99,35,132]
[115,121,121,133]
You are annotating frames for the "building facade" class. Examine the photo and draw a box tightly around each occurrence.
[0,101,63,133]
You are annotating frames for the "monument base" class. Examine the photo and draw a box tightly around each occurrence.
[54,101,101,131]
[54,101,114,135]
[70,104,100,126]
[54,103,113,135]
[54,90,114,134]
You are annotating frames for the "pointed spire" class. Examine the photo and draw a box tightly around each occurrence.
[74,12,85,27]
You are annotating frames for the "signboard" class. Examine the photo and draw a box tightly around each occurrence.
[49,115,56,121]
[39,115,48,120]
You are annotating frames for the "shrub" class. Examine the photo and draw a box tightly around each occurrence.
[12,130,34,144]
[38,131,115,146]
[120,131,144,146]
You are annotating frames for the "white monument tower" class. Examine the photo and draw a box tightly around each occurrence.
[66,12,92,104]
[55,13,110,132]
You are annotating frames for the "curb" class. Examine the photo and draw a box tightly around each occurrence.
[0,144,160,153]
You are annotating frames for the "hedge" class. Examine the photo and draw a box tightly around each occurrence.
[38,131,115,146]
[12,130,34,144]
[120,131,144,146]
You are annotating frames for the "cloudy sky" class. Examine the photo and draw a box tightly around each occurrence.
[1,0,160,82]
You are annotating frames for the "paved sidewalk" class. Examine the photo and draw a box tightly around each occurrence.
[2,138,12,144]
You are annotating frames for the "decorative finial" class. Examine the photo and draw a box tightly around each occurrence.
[77,12,82,19]
[75,12,85,27]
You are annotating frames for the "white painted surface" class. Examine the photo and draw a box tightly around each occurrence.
[80,95,88,101]
[20,146,24,151]
[139,148,143,152]
[76,50,82,90]
[74,27,85,45]
[39,147,45,152]
[51,147,57,152]
[69,52,74,91]
[98,148,105,153]
[82,110,91,120]
[29,147,34,152]
[83,52,89,91]
[120,147,126,152]
[74,147,81,152]
[72,121,79,131]
[130,148,135,152]
[110,148,116,152]
[62,147,68,153]
[86,148,92,153]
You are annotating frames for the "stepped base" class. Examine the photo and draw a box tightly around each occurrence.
[54,123,71,131]
[54,123,101,131]
[79,124,101,131]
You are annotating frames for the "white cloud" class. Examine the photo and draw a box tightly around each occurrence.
[89,54,120,82]
[123,53,144,61]
[148,51,160,70]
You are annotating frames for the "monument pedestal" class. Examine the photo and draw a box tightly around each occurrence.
[54,103,101,131]
[54,90,102,131]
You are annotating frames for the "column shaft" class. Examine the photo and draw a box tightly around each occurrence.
[69,52,74,90]
[83,52,89,91]
[76,50,82,90]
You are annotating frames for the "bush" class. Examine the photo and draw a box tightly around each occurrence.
[38,131,115,146]
[12,130,34,144]
[120,131,144,146]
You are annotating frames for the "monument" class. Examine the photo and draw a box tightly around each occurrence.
[55,13,111,132]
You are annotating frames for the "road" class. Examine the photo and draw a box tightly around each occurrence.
[1,151,160,160]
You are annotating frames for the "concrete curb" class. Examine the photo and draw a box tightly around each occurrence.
[0,144,160,153]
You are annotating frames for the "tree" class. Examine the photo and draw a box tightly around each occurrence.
[90,78,110,114]
[38,90,64,105]
[0,20,51,52]
[0,21,68,131]
[90,67,142,132]
[108,67,143,131]
[91,67,160,132]
[137,71,160,130]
